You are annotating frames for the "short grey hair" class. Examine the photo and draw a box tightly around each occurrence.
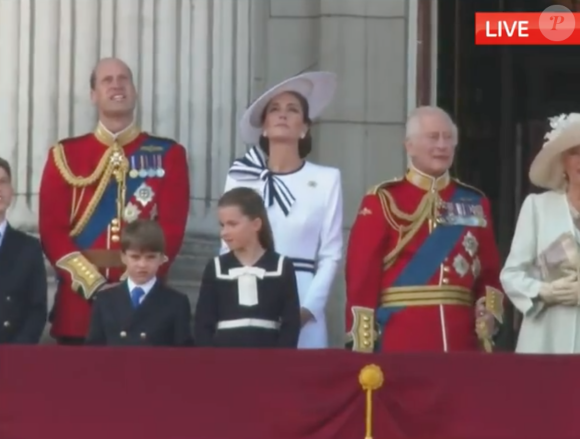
[405,106,458,140]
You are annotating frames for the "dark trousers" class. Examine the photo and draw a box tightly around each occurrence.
[57,337,85,346]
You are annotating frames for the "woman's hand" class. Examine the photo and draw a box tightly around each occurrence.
[300,308,314,327]
[541,273,580,306]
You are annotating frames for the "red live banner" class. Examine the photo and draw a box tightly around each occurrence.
[475,12,579,45]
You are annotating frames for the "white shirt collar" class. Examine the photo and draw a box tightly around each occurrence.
[0,219,7,245]
[127,276,157,298]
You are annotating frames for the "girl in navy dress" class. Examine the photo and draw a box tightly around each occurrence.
[194,187,301,348]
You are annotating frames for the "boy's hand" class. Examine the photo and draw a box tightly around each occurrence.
[99,282,120,291]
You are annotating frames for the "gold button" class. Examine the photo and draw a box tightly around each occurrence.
[111,235,120,242]
[443,266,450,273]
[363,332,370,338]
[442,278,449,284]
[111,226,120,233]
[363,340,370,346]
[140,332,146,339]
[363,316,370,322]
[120,331,127,337]
[363,323,370,330]
[3,321,10,327]
[111,219,119,225]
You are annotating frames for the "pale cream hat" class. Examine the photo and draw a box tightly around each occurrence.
[239,71,337,145]
[529,113,580,190]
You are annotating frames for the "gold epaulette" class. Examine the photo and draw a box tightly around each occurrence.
[452,178,486,197]
[366,177,403,195]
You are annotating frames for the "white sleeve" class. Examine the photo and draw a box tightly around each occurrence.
[302,169,344,320]
[500,194,544,315]
[218,174,240,255]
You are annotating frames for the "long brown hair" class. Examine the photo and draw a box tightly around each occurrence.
[218,187,275,252]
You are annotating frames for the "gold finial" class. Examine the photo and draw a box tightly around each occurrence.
[358,364,384,439]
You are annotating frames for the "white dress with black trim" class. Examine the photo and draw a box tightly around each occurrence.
[194,250,301,348]
[222,146,344,348]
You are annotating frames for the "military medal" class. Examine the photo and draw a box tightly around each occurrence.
[138,156,148,178]
[155,155,165,177]
[145,156,156,177]
[129,156,139,178]
[124,202,141,223]
[135,183,154,207]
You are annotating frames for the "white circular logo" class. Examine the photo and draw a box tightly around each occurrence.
[540,5,575,42]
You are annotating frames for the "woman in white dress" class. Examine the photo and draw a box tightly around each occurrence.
[501,113,580,353]
[221,71,343,349]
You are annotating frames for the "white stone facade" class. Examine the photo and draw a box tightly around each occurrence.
[0,0,417,346]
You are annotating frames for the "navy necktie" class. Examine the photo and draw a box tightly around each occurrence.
[130,287,145,308]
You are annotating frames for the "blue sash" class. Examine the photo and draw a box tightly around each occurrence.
[73,136,173,249]
[376,186,482,328]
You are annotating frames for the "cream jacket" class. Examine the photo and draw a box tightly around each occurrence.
[501,190,580,354]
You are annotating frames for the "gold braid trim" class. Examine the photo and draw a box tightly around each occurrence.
[52,143,112,187]
[55,251,106,299]
[71,165,114,236]
[345,306,377,353]
[376,188,438,269]
[52,143,126,237]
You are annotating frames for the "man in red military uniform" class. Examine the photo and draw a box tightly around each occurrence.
[345,106,504,353]
[39,58,190,345]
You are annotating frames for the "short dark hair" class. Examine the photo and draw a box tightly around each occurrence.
[120,220,165,253]
[0,158,12,181]
[218,187,275,252]
[258,91,313,159]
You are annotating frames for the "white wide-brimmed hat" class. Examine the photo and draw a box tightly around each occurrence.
[530,113,580,190]
[239,71,337,145]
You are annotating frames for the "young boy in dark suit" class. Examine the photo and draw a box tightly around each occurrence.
[85,219,193,346]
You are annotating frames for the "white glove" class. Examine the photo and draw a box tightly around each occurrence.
[539,273,580,306]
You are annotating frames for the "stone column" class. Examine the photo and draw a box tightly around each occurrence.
[0,0,255,237]
[186,0,255,236]
[316,0,412,346]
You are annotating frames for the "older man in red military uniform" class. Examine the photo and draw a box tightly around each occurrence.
[345,106,504,353]
[39,57,190,345]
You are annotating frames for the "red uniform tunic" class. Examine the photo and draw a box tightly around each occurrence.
[345,168,504,353]
[39,123,190,339]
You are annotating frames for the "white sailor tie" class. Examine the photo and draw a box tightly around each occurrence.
[228,266,266,307]
[228,146,296,216]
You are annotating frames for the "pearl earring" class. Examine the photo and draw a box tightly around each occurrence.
[262,131,268,138]
[300,133,305,139]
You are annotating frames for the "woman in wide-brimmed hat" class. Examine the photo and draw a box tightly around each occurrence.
[210,72,343,349]
[501,113,580,353]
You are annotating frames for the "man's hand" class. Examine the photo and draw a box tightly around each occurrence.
[475,297,496,335]
[300,308,314,327]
